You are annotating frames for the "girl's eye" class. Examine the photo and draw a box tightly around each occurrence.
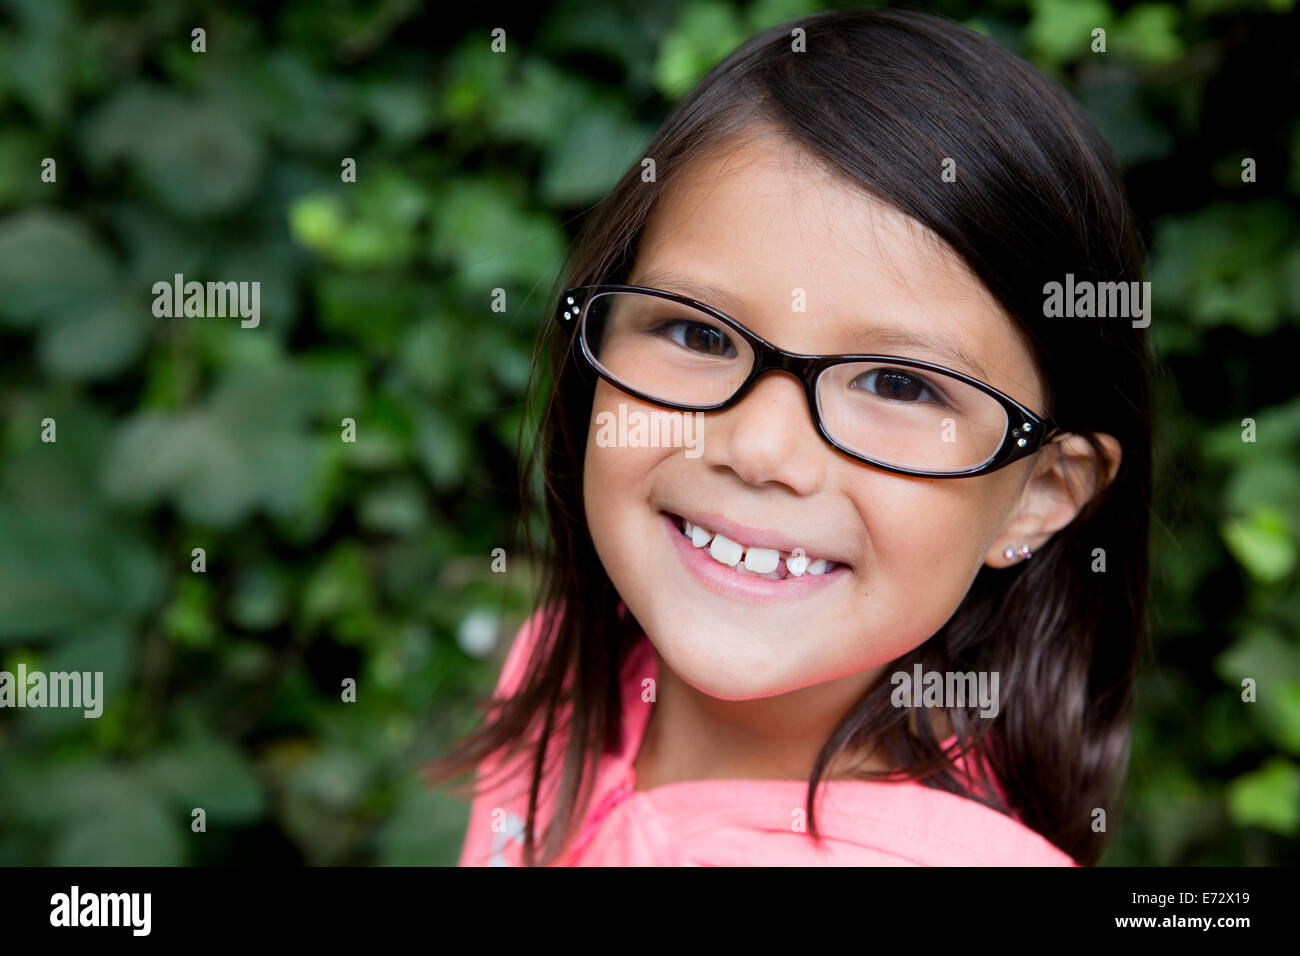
[651,319,738,358]
[848,367,947,406]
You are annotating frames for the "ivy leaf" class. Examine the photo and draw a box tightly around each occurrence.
[653,1,749,97]
[1220,506,1297,584]
[1026,0,1112,69]
[1225,758,1300,836]
[141,735,267,825]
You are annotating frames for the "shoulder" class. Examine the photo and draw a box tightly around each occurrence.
[492,604,559,699]
[458,604,644,867]
[838,781,1077,866]
[495,601,652,707]
[456,606,560,867]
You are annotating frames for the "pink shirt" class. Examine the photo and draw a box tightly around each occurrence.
[457,609,1077,866]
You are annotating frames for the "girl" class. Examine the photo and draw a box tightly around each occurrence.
[430,7,1152,866]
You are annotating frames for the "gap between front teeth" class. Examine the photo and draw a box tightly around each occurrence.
[681,518,835,577]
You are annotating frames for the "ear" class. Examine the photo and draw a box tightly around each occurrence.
[984,432,1122,568]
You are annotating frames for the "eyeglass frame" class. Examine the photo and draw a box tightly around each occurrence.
[556,283,1062,478]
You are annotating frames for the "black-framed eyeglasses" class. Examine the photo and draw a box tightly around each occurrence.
[556,284,1061,478]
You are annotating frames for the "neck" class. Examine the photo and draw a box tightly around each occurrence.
[632,645,895,790]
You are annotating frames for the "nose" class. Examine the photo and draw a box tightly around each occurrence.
[698,371,827,494]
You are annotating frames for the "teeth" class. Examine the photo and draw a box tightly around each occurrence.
[676,515,839,578]
[708,533,744,567]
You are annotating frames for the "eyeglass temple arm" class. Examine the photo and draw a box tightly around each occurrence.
[1037,422,1065,444]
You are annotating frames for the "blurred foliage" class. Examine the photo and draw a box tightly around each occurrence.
[0,0,1296,865]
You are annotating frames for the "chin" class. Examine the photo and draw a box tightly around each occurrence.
[672,666,793,702]
[648,622,813,700]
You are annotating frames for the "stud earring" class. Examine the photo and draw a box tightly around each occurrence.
[1003,544,1033,561]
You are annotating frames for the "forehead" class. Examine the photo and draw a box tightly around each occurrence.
[631,130,1047,412]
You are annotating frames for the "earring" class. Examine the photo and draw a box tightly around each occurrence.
[1003,544,1033,561]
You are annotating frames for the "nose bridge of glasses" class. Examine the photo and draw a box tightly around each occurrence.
[731,354,820,422]
[742,329,819,381]
[709,317,807,400]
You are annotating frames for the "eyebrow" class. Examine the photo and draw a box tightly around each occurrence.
[627,268,993,380]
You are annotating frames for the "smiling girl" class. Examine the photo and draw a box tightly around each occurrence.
[431,7,1152,866]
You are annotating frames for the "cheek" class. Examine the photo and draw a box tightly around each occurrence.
[582,384,669,579]
[879,486,984,567]
[841,473,1011,634]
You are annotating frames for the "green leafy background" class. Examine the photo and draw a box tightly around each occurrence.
[0,0,1297,865]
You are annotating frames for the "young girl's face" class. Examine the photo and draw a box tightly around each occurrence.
[583,128,1052,701]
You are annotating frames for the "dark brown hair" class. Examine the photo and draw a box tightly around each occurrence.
[428,7,1153,866]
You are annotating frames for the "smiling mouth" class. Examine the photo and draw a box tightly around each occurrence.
[663,512,846,580]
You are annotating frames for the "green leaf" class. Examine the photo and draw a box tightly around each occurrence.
[1076,68,1176,167]
[1220,506,1297,584]
[38,296,152,381]
[4,0,71,123]
[301,542,374,631]
[288,175,423,268]
[17,763,185,865]
[311,272,424,349]
[1111,4,1184,65]
[0,507,164,641]
[163,575,218,649]
[290,746,372,809]
[1272,682,1300,754]
[1202,396,1300,462]
[229,566,291,631]
[81,84,263,218]
[1215,623,1300,688]
[537,1,678,88]
[428,179,564,288]
[414,404,470,491]
[362,80,437,143]
[1026,0,1113,68]
[25,623,135,733]
[538,104,655,206]
[653,1,749,97]
[1224,458,1300,537]
[0,129,55,207]
[1191,269,1279,334]
[1190,0,1295,14]
[1225,758,1300,835]
[289,193,347,254]
[376,787,470,866]
[485,59,589,147]
[102,364,335,526]
[142,735,267,825]
[747,0,820,32]
[358,479,430,535]
[1149,203,1294,335]
[227,51,362,152]
[55,792,183,865]
[440,37,514,123]
[0,210,115,325]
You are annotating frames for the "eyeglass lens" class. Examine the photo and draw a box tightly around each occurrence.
[580,290,1011,472]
